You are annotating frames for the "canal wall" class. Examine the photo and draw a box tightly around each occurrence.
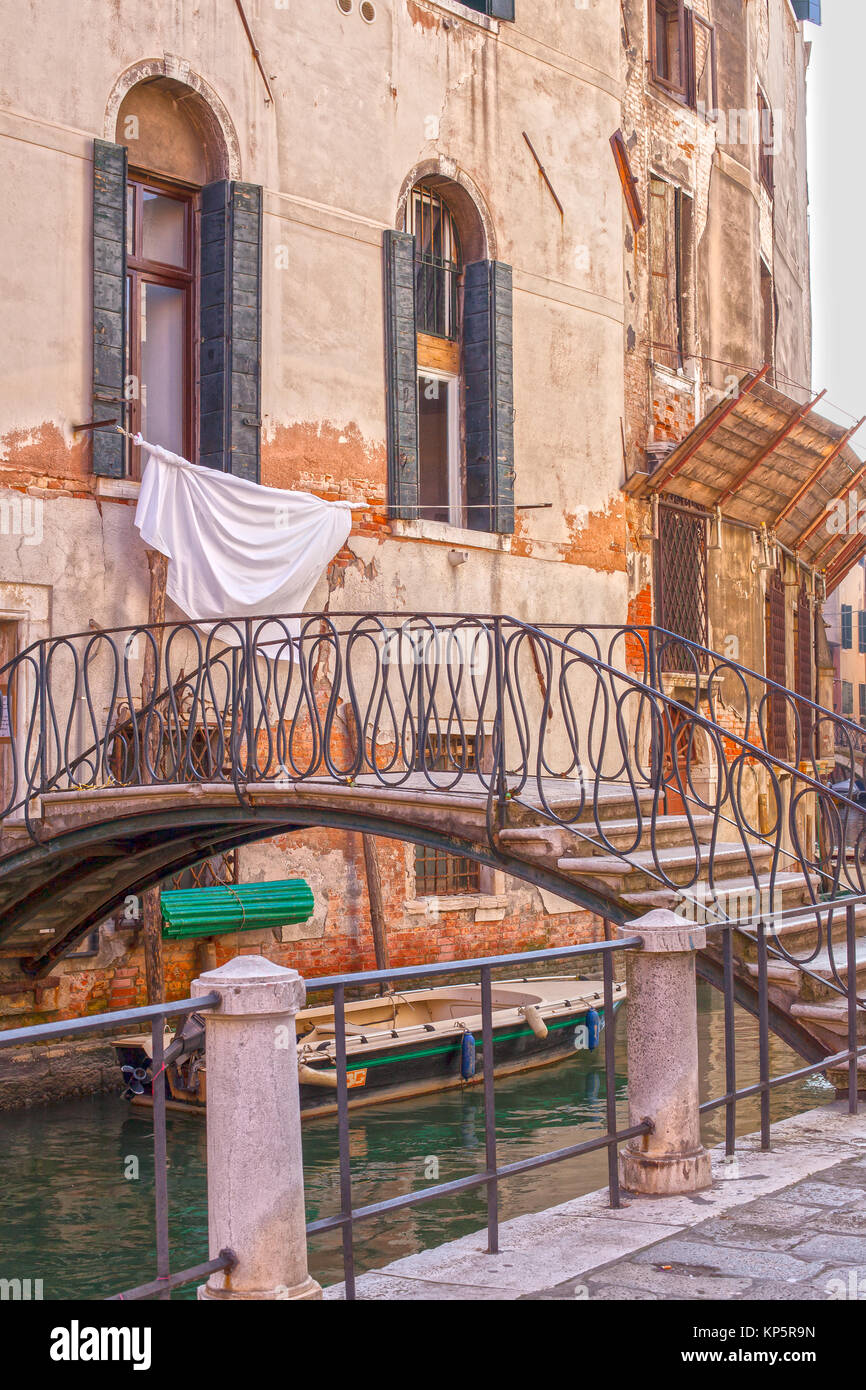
[0,1038,119,1110]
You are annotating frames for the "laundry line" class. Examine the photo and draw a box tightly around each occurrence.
[106,424,551,510]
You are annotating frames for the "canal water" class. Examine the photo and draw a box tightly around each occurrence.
[0,983,834,1299]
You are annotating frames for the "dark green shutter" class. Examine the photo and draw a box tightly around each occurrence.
[464,260,514,534]
[92,139,127,478]
[384,230,419,520]
[200,181,263,480]
[488,0,515,19]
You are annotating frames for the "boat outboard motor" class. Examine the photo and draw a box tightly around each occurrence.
[162,1012,207,1068]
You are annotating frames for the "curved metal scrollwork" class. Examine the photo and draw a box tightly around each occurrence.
[2,612,866,998]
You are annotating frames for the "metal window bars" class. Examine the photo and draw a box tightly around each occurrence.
[405,184,460,341]
[0,993,232,1301]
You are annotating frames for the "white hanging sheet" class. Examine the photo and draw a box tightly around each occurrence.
[133,438,353,649]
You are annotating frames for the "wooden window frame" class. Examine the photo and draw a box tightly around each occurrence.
[650,3,717,114]
[414,843,481,897]
[757,89,775,195]
[125,172,198,478]
[417,367,463,527]
[688,11,717,113]
[610,129,645,232]
[649,0,687,96]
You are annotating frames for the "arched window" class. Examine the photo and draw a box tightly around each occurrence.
[407,184,461,342]
[405,184,463,524]
[91,75,263,483]
[384,172,514,535]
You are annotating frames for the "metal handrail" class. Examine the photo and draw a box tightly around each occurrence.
[1,992,223,1301]
[5,612,866,992]
[301,933,642,1299]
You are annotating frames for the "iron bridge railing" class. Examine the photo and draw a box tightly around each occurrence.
[4,614,866,989]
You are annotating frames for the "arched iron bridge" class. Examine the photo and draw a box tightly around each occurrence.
[2,612,866,1062]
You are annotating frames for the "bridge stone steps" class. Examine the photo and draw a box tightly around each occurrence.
[500,813,716,855]
[620,868,816,914]
[554,841,775,894]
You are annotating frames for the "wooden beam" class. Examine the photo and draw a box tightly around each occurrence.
[795,455,866,557]
[714,389,826,508]
[773,414,866,531]
[825,534,866,594]
[345,706,390,977]
[647,365,770,493]
[140,549,168,1007]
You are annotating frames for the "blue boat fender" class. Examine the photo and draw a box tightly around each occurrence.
[461,1031,477,1080]
[585,1008,601,1051]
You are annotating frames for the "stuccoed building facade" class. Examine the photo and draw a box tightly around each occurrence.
[0,0,845,1055]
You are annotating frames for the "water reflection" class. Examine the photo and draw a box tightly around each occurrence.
[0,983,834,1298]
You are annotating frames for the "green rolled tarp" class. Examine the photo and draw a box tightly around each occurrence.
[160,879,314,939]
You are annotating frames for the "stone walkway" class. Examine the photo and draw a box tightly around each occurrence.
[325,1103,866,1300]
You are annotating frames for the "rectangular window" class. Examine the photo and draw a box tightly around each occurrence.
[858,610,866,653]
[758,90,774,194]
[760,261,775,380]
[859,684,866,718]
[649,178,691,371]
[461,0,515,18]
[842,604,853,650]
[688,11,717,112]
[415,844,481,897]
[418,371,461,525]
[650,3,716,113]
[125,177,196,477]
[842,680,854,716]
[650,0,686,93]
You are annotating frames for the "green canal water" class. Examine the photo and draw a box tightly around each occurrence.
[0,983,835,1299]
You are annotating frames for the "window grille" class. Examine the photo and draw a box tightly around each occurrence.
[405,184,461,341]
[414,844,480,896]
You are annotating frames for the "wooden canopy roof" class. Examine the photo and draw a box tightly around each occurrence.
[626,366,866,593]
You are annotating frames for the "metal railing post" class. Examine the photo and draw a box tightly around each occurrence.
[493,617,507,830]
[193,954,321,1301]
[617,909,711,1195]
[847,899,860,1116]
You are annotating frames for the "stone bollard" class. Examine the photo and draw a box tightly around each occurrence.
[193,954,322,1300]
[617,909,712,1195]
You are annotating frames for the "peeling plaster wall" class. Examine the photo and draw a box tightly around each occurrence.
[0,0,631,1035]
[621,0,813,689]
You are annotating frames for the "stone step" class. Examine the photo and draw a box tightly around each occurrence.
[622,869,814,915]
[556,840,774,893]
[499,813,716,860]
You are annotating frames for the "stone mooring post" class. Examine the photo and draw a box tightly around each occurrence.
[617,909,712,1195]
[193,954,322,1301]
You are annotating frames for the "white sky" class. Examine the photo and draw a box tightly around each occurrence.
[806,3,865,438]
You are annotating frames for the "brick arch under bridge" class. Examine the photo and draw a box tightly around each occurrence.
[0,781,626,978]
[0,783,831,1067]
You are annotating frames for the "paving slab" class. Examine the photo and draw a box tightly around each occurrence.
[324,1102,866,1301]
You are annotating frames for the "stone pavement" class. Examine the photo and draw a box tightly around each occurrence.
[325,1103,866,1300]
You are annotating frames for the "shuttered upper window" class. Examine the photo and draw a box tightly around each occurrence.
[649,2,717,113]
[385,177,514,535]
[91,83,262,482]
[842,604,853,650]
[460,1,515,18]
